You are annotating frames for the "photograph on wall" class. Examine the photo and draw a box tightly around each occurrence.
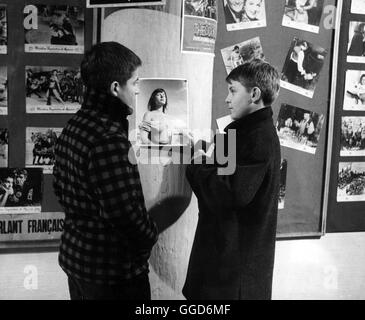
[0,168,42,214]
[24,5,84,54]
[220,37,265,74]
[343,70,365,111]
[340,117,365,157]
[282,0,324,34]
[351,0,365,14]
[25,127,62,174]
[0,129,8,168]
[26,66,83,114]
[337,162,365,202]
[278,159,288,210]
[281,37,327,98]
[0,66,7,115]
[276,103,325,154]
[182,0,218,54]
[87,0,166,7]
[347,22,365,63]
[136,79,189,146]
[0,5,7,54]
[222,0,267,31]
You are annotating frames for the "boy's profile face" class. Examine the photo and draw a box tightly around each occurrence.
[226,80,256,120]
[116,68,140,108]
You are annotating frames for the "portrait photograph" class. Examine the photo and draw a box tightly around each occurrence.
[222,0,267,31]
[221,37,265,74]
[0,128,8,168]
[282,0,324,34]
[26,66,83,114]
[278,159,288,210]
[343,70,365,111]
[0,5,7,54]
[24,5,84,54]
[136,78,189,146]
[340,117,365,157]
[347,21,365,63]
[0,167,42,214]
[281,37,327,98]
[337,162,365,202]
[184,0,218,20]
[351,0,365,14]
[0,66,7,114]
[25,127,62,174]
[276,103,325,154]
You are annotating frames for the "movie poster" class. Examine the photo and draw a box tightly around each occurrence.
[0,168,42,214]
[222,0,267,31]
[276,103,325,154]
[135,78,189,146]
[26,66,83,113]
[25,127,62,174]
[221,37,265,74]
[0,5,7,54]
[24,5,84,54]
[340,117,365,156]
[351,0,365,14]
[278,159,288,210]
[0,129,8,168]
[337,162,365,202]
[0,66,7,115]
[282,0,324,34]
[347,22,365,63]
[343,70,365,111]
[182,0,218,54]
[281,37,327,98]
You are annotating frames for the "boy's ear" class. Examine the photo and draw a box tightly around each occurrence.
[251,87,262,104]
[109,81,120,97]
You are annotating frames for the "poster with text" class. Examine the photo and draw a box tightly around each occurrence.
[337,162,365,202]
[340,117,365,157]
[0,5,7,54]
[0,66,7,115]
[0,129,8,168]
[347,21,365,63]
[351,0,365,14]
[278,159,288,210]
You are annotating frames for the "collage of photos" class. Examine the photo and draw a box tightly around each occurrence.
[0,128,8,168]
[222,0,267,31]
[25,127,62,174]
[221,37,265,74]
[343,70,365,111]
[347,21,365,63]
[351,0,365,14]
[0,66,6,115]
[24,5,84,54]
[26,66,83,113]
[337,162,365,202]
[135,79,189,146]
[281,37,327,98]
[282,0,324,34]
[276,103,325,154]
[278,159,288,210]
[340,117,365,157]
[0,168,42,214]
[0,5,6,54]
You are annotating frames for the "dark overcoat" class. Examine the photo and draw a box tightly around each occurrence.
[183,107,281,300]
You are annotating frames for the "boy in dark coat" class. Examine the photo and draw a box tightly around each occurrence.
[183,59,281,300]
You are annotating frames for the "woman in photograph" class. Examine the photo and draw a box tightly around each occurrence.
[348,23,365,57]
[224,0,245,24]
[241,0,263,22]
[229,46,244,70]
[0,174,14,207]
[46,69,65,107]
[347,74,365,105]
[293,0,316,25]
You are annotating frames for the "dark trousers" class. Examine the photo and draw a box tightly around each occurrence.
[67,273,151,300]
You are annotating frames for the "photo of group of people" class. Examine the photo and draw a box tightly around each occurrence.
[221,37,265,74]
[340,117,365,157]
[347,22,365,63]
[0,66,7,114]
[24,5,84,54]
[337,162,365,202]
[281,37,327,98]
[0,168,42,214]
[0,5,6,54]
[351,0,365,14]
[184,0,217,20]
[276,103,325,154]
[26,66,83,113]
[344,70,365,111]
[0,128,8,168]
[278,159,288,210]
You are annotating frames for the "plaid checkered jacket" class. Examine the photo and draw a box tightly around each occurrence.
[53,89,158,284]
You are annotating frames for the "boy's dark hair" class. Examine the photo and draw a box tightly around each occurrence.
[226,59,280,106]
[81,42,142,92]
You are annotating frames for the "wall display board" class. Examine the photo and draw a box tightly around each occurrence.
[0,0,93,248]
[325,0,365,232]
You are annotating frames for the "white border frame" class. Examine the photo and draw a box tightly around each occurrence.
[86,0,166,8]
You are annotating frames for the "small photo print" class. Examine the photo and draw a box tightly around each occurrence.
[222,0,267,31]
[282,0,324,34]
[0,66,7,114]
[340,117,365,156]
[0,5,7,54]
[337,162,365,202]
[278,159,288,210]
[24,5,84,54]
[0,168,42,214]
[184,0,218,20]
[276,103,325,154]
[26,66,83,114]
[344,70,365,111]
[351,0,365,14]
[281,37,327,98]
[136,79,189,146]
[347,22,365,63]
[221,37,265,74]
[0,128,8,167]
[25,127,62,174]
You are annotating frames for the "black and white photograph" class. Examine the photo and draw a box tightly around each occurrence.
[337,162,365,202]
[347,21,365,63]
[184,0,218,20]
[26,66,83,113]
[343,70,365,111]
[0,167,42,214]
[351,0,365,14]
[0,128,8,168]
[25,127,62,174]
[278,159,288,210]
[221,37,265,74]
[281,37,327,98]
[222,0,266,31]
[87,0,166,8]
[276,103,325,154]
[24,5,84,54]
[282,0,324,34]
[340,117,365,156]
[0,66,7,114]
[136,79,189,146]
[0,5,7,54]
